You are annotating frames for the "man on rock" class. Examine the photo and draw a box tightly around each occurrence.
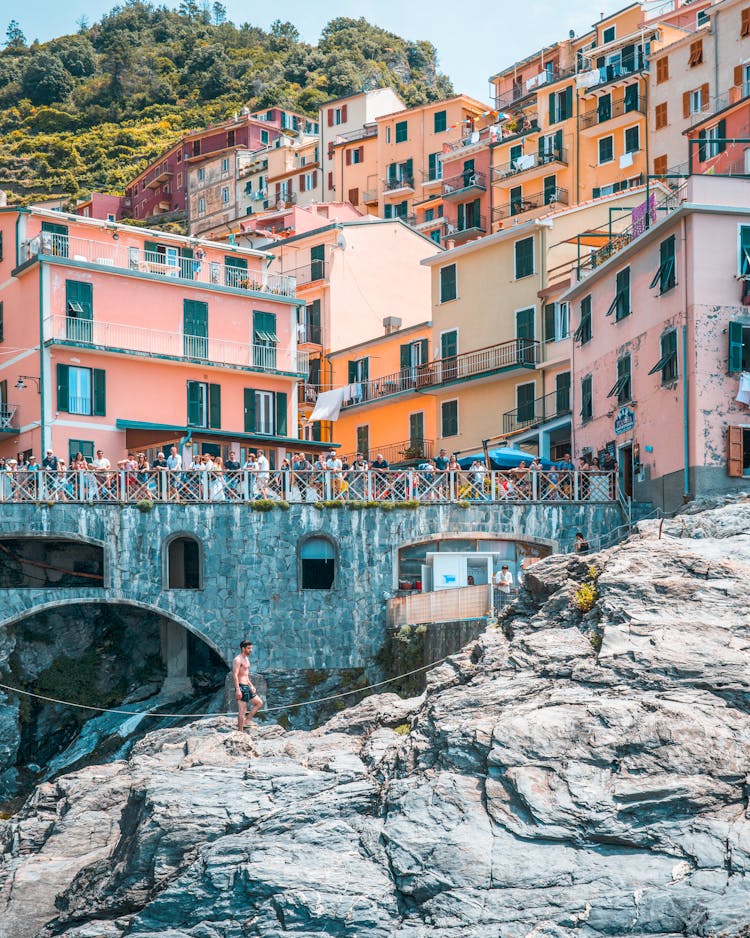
[232,639,263,733]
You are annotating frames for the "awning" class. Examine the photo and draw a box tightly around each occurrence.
[115,419,338,451]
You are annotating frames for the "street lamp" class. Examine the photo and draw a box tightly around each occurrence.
[15,375,40,393]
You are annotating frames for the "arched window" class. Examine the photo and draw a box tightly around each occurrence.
[166,536,202,589]
[300,536,335,590]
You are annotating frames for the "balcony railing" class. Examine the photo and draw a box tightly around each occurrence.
[340,338,540,408]
[442,171,487,199]
[494,66,576,110]
[415,214,445,231]
[685,83,750,131]
[333,124,377,144]
[363,189,378,203]
[364,438,435,465]
[21,234,297,298]
[276,260,328,287]
[0,404,18,433]
[579,96,645,130]
[580,52,647,92]
[383,175,415,194]
[445,215,487,239]
[493,187,568,221]
[493,147,568,181]
[46,315,304,374]
[0,468,616,505]
[502,388,571,435]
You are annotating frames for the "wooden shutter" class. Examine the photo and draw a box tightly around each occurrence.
[655,103,667,130]
[544,303,556,342]
[208,383,221,429]
[735,65,744,87]
[358,147,364,162]
[144,240,158,263]
[348,187,359,206]
[728,321,745,373]
[689,40,703,66]
[345,149,351,166]
[700,83,709,109]
[548,91,556,125]
[728,426,744,477]
[742,8,750,37]
[92,369,106,416]
[243,388,256,432]
[327,109,334,127]
[0,301,3,343]
[328,171,334,191]
[418,339,428,363]
[312,171,317,188]
[656,57,669,84]
[275,182,281,201]
[405,158,413,180]
[299,174,306,192]
[341,104,348,121]
[698,130,707,162]
[683,92,691,119]
[564,86,573,120]
[57,364,70,412]
[275,391,287,437]
[400,344,410,369]
[654,154,668,176]
[187,381,202,426]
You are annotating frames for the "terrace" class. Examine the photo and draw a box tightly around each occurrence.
[502,387,571,436]
[492,147,568,183]
[441,171,488,201]
[493,187,568,221]
[578,95,645,132]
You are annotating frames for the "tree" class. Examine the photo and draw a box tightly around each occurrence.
[212,2,227,25]
[5,20,27,49]
[21,53,73,105]
[178,0,200,19]
[76,15,90,34]
[49,37,97,77]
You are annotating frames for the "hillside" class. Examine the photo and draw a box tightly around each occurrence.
[2,497,750,936]
[0,4,453,207]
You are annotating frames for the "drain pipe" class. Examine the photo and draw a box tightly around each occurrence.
[680,214,690,500]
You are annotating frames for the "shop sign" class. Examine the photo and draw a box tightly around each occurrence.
[614,406,635,435]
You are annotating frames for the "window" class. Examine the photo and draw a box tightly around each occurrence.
[193,140,201,157]
[514,237,534,279]
[302,299,321,345]
[689,39,703,67]
[740,226,750,277]
[57,364,105,417]
[556,371,571,414]
[574,295,592,345]
[649,329,678,384]
[197,167,205,182]
[624,83,639,113]
[697,10,710,27]
[656,57,669,84]
[581,374,593,423]
[220,185,230,205]
[430,229,441,245]
[650,235,676,294]
[624,126,640,154]
[440,264,457,302]
[428,152,442,181]
[543,174,558,205]
[608,355,632,405]
[516,382,536,424]
[300,536,335,590]
[606,267,631,320]
[166,536,202,589]
[187,381,220,429]
[184,299,208,357]
[221,157,229,173]
[510,185,523,216]
[65,280,93,342]
[441,399,458,437]
[261,130,269,145]
[386,126,391,144]
[727,426,750,477]
[352,147,363,164]
[327,171,334,191]
[177,172,183,188]
[67,440,95,466]
[434,110,447,133]
[548,86,573,124]
[395,120,408,143]
[602,25,616,43]
[227,129,236,147]
[198,197,206,214]
[311,244,325,281]
[599,135,614,164]
[243,387,287,436]
[728,321,750,373]
[544,301,569,342]
[253,310,278,369]
[655,102,668,130]
[699,121,726,160]
[742,8,750,38]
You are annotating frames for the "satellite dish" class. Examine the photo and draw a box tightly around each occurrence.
[336,233,347,250]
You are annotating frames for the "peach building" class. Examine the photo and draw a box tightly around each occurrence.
[563,174,750,511]
[327,322,436,463]
[649,0,749,177]
[266,218,436,443]
[0,207,323,467]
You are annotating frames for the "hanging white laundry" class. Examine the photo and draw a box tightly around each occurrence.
[309,387,346,421]
[737,372,750,406]
[619,152,634,169]
[576,69,600,89]
[516,153,535,170]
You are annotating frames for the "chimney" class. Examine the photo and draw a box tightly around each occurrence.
[446,239,455,250]
[383,316,402,335]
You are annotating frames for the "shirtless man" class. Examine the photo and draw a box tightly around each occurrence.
[232,639,263,732]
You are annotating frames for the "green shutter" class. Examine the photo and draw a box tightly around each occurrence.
[440,264,456,302]
[729,321,745,373]
[441,330,457,358]
[209,383,221,428]
[57,364,70,412]
[244,388,256,432]
[275,391,287,437]
[187,381,202,426]
[564,86,572,119]
[418,338,428,363]
[428,152,438,179]
[516,307,535,340]
[400,344,410,369]
[555,129,563,154]
[544,303,556,342]
[548,91,556,124]
[0,301,3,343]
[697,131,707,163]
[348,360,357,382]
[405,158,413,180]
[180,247,194,280]
[740,226,750,275]
[144,240,159,263]
[184,299,208,357]
[717,119,727,153]
[225,255,248,287]
[92,369,106,416]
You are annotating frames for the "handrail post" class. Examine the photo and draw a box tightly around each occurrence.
[573,470,580,501]
[532,471,538,501]
[242,470,249,501]
[366,470,372,501]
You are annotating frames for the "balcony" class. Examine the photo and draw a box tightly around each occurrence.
[277,260,328,288]
[0,404,18,434]
[579,52,647,94]
[494,66,576,111]
[340,338,540,409]
[442,171,487,201]
[415,214,445,232]
[20,234,297,299]
[45,315,305,375]
[579,96,645,131]
[333,124,377,144]
[493,187,568,222]
[492,147,568,183]
[444,214,487,243]
[363,189,378,204]
[420,170,443,189]
[685,83,750,132]
[502,388,571,436]
[383,176,415,197]
[144,167,173,190]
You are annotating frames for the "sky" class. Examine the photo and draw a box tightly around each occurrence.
[9,0,631,103]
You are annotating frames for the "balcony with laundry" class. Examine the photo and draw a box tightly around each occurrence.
[492,145,568,185]
[576,37,649,96]
[493,59,576,113]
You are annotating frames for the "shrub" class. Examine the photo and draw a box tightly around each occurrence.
[457,500,471,509]
[589,633,603,653]
[136,499,153,512]
[276,500,290,511]
[394,500,419,509]
[251,499,275,512]
[393,722,410,736]
[572,581,597,613]
[346,499,368,510]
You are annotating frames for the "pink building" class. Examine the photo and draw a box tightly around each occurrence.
[0,206,323,467]
[564,175,750,511]
[76,193,129,222]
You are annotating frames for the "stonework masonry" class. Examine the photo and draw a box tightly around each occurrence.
[0,503,623,676]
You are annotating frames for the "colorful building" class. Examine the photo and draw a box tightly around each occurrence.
[649,0,747,177]
[563,174,750,510]
[0,207,324,467]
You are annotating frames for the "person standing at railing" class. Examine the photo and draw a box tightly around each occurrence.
[166,445,182,501]
[256,449,270,499]
[493,564,514,609]
[72,450,92,500]
[210,456,226,501]
[225,450,240,500]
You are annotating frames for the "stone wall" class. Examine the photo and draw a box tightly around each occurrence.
[0,501,623,675]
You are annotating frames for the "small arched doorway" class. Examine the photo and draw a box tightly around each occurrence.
[165,535,202,590]
[299,536,336,590]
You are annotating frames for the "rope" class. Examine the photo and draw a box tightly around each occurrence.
[0,655,452,719]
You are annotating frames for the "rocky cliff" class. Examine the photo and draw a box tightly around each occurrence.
[1,499,749,937]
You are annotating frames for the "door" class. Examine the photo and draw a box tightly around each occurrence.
[441,330,458,382]
[555,372,571,415]
[253,310,277,369]
[41,221,69,258]
[225,255,248,288]
[201,442,221,457]
[515,308,536,365]
[184,300,208,359]
[165,246,180,276]
[618,443,633,499]
[66,281,93,343]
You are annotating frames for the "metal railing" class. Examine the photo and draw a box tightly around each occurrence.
[493,147,568,181]
[502,388,571,435]
[580,52,647,92]
[383,175,415,192]
[442,171,488,198]
[0,468,616,505]
[388,584,492,627]
[493,187,568,221]
[444,214,487,238]
[0,404,18,432]
[494,66,576,111]
[46,315,304,374]
[685,83,750,131]
[579,96,645,130]
[22,234,297,298]
[365,438,434,465]
[275,260,327,287]
[339,338,540,407]
[362,189,378,203]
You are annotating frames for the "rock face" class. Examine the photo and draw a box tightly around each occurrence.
[1,500,750,937]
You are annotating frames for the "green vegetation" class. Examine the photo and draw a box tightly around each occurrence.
[1,6,453,207]
[572,564,601,614]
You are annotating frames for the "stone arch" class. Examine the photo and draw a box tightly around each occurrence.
[297,532,338,591]
[162,532,204,590]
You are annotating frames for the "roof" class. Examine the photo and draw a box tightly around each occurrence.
[319,87,405,110]
[375,94,490,123]
[328,321,432,358]
[265,216,444,251]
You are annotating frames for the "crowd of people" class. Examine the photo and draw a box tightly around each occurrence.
[0,445,616,503]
